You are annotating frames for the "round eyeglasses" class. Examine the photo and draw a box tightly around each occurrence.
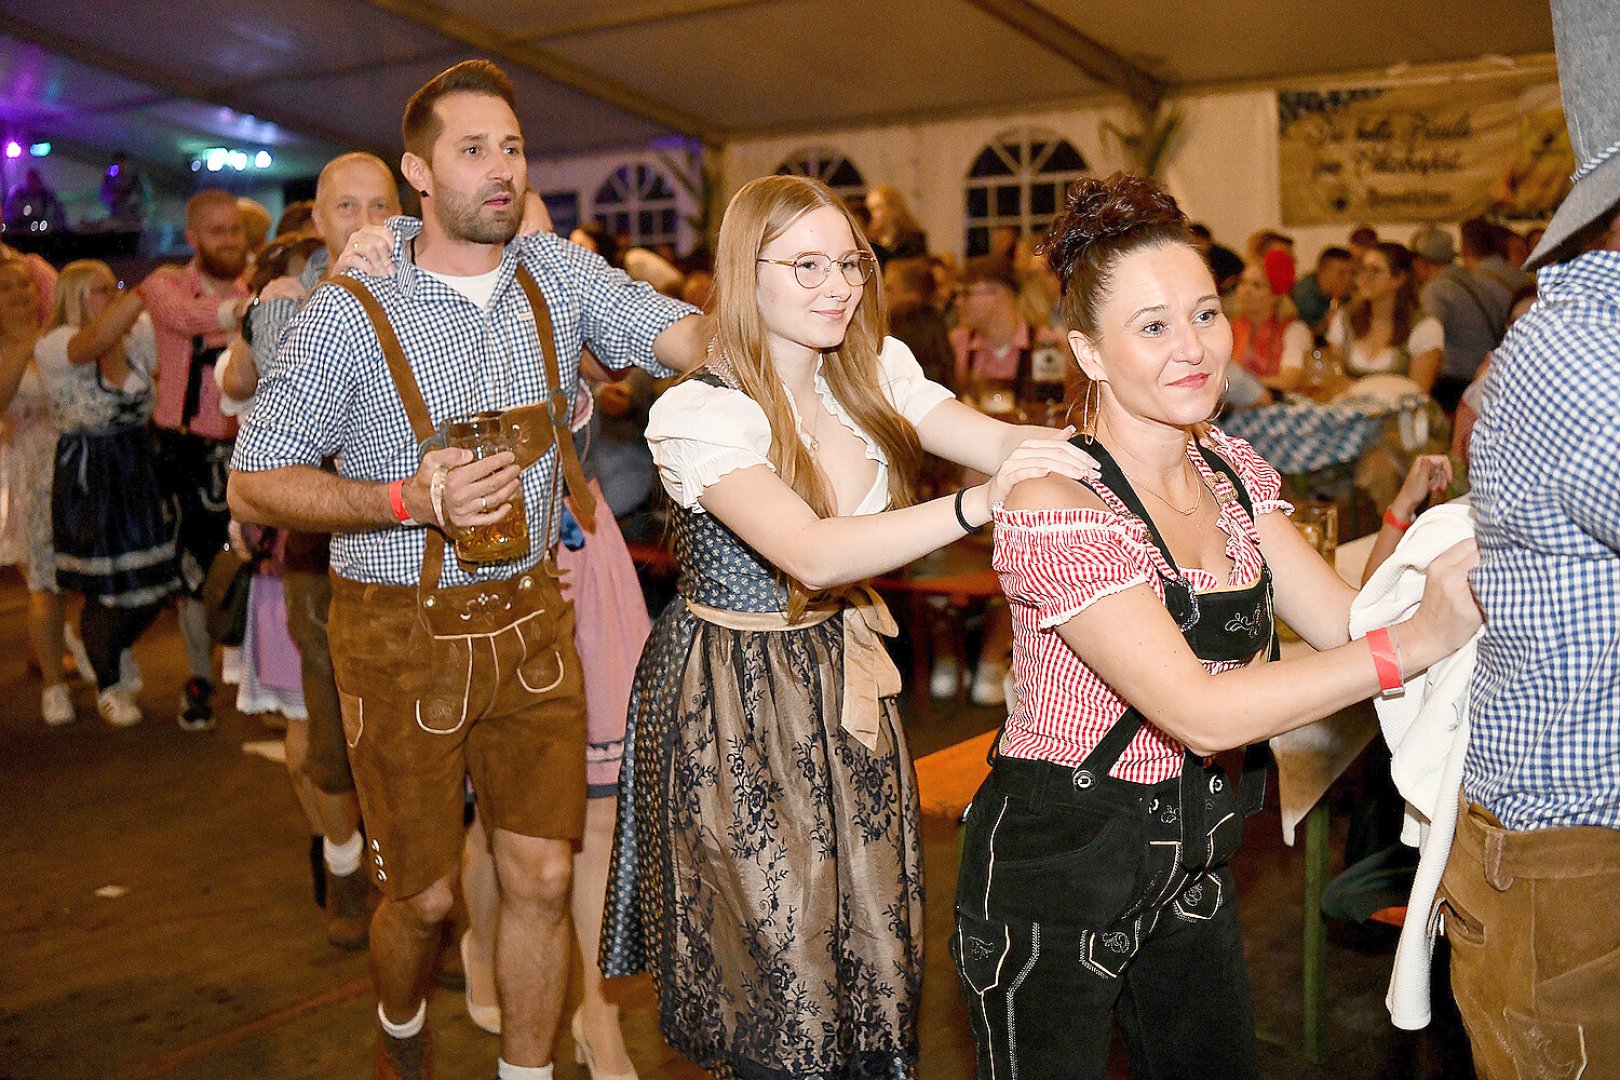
[757,252,876,289]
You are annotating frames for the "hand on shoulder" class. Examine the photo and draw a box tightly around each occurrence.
[259,276,309,304]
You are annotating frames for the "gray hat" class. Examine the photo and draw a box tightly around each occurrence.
[1527,0,1620,270]
[1409,226,1456,264]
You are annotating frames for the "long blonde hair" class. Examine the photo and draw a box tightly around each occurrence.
[47,259,115,332]
[867,183,922,247]
[709,175,923,612]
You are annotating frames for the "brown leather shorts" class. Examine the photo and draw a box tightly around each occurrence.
[1442,792,1620,1080]
[327,565,586,900]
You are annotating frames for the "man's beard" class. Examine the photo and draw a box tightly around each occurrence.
[435,182,520,246]
[198,245,246,281]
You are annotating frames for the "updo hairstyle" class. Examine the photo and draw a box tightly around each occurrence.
[1041,173,1194,338]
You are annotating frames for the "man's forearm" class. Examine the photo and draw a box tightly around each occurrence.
[228,465,397,532]
[651,312,716,372]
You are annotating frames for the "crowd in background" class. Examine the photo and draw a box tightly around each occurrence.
[0,181,1542,726]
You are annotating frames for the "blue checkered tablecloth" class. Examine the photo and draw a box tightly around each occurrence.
[1220,398,1394,475]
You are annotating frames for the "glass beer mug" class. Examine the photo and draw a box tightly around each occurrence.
[444,410,530,563]
[1293,499,1338,559]
[971,376,1020,420]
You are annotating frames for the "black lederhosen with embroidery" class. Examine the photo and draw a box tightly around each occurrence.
[154,335,232,596]
[953,440,1273,1080]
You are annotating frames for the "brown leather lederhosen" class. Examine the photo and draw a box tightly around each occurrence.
[323,267,596,900]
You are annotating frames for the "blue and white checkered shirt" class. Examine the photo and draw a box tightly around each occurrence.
[233,216,695,587]
[243,248,329,397]
[1466,249,1620,831]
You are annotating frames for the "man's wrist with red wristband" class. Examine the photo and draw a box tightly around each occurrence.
[1383,507,1413,532]
[388,478,420,527]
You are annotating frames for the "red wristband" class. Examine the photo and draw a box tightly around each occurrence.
[1383,508,1412,532]
[388,478,418,526]
[1367,627,1404,698]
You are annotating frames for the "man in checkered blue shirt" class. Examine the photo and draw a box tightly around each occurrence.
[1442,2,1620,1074]
[228,61,706,1080]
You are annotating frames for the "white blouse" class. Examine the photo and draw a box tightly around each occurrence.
[1327,312,1444,376]
[647,336,954,515]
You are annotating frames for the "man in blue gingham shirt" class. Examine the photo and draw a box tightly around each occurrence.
[1467,251,1620,833]
[232,214,695,583]
[1444,9,1620,1065]
[227,60,708,1080]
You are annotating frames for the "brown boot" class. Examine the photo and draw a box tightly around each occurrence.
[325,867,370,950]
[373,1028,432,1080]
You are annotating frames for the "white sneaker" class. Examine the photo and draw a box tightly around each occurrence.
[42,683,77,727]
[117,650,143,695]
[97,688,143,728]
[64,624,94,683]
[929,658,960,699]
[970,660,1011,708]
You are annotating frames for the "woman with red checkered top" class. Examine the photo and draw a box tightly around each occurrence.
[952,174,1483,1080]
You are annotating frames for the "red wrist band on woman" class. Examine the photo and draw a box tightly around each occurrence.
[1367,627,1404,698]
[388,478,418,526]
[1383,508,1412,532]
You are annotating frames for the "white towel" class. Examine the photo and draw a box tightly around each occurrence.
[1346,500,1479,1030]
[1348,502,1478,839]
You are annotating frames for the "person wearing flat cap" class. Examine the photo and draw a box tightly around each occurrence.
[1442,1,1620,1076]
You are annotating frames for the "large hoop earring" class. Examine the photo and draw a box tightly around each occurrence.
[1205,375,1230,423]
[1067,378,1101,443]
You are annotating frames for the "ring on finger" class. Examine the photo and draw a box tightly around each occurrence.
[479,495,488,513]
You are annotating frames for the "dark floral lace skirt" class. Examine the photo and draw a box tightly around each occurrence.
[602,600,923,1079]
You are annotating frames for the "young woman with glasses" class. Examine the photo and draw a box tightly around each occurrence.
[600,174,1096,1079]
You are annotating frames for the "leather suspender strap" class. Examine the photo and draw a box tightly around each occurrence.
[512,266,597,534]
[182,336,214,434]
[327,278,437,446]
[327,276,454,590]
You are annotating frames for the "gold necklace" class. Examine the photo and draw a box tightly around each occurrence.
[1117,456,1203,517]
[799,398,823,453]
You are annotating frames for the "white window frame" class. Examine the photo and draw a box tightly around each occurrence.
[592,162,680,249]
[964,127,1089,256]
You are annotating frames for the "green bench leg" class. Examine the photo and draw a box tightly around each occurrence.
[1302,799,1330,1063]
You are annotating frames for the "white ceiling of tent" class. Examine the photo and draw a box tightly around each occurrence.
[0,0,1556,180]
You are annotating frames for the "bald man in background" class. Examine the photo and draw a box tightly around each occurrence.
[219,152,402,950]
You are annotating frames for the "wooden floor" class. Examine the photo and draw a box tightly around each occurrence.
[0,570,1478,1079]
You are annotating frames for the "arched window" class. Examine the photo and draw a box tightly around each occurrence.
[593,163,679,249]
[964,128,1088,257]
[775,148,866,201]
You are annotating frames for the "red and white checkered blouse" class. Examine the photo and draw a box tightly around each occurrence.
[991,427,1290,783]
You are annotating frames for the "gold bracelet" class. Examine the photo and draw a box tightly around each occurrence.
[429,466,449,529]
